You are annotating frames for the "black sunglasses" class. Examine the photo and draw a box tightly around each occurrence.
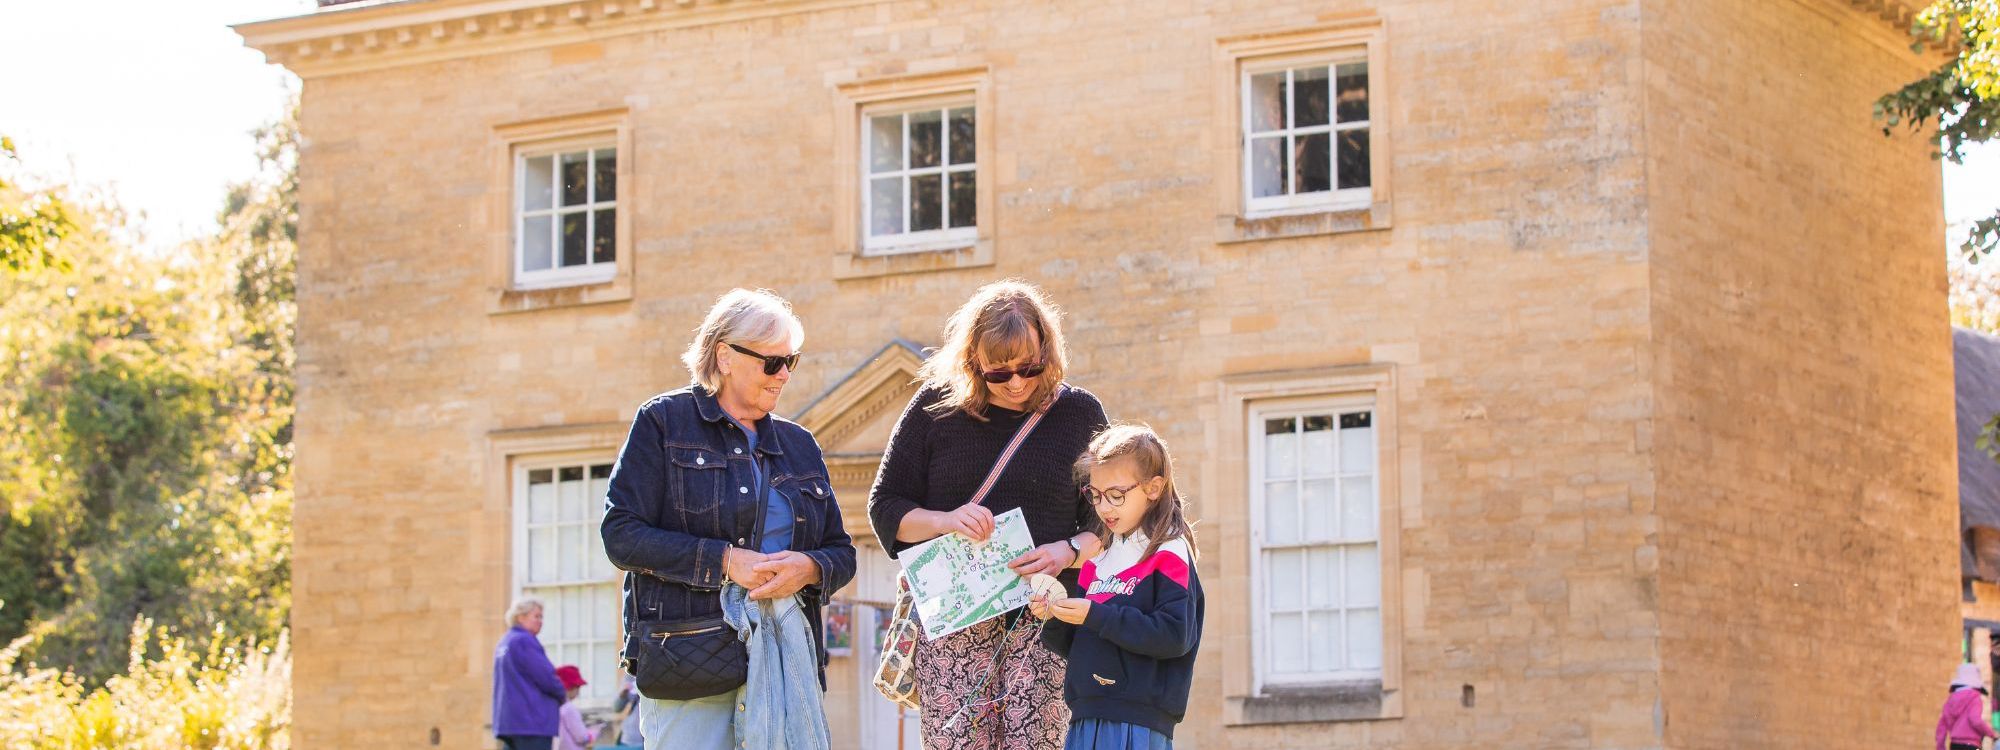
[727,343,802,376]
[979,361,1047,384]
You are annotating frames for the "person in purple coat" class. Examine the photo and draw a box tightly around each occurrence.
[493,597,566,750]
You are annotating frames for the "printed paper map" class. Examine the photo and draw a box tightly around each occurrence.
[899,507,1034,640]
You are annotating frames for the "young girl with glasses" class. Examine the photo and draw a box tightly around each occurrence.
[1030,423,1204,750]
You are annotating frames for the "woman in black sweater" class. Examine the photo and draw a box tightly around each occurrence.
[867,280,1108,750]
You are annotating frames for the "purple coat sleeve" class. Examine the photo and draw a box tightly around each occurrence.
[512,633,568,701]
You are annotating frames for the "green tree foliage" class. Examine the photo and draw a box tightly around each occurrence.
[0,106,296,687]
[1877,0,2000,262]
[0,136,76,273]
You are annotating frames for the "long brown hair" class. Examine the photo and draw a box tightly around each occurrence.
[1075,423,1197,561]
[918,280,1069,421]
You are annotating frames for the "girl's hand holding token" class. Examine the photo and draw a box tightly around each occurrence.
[1048,597,1090,625]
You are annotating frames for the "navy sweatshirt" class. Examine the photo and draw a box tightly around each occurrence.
[1040,533,1204,738]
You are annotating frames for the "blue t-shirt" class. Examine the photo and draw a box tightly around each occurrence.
[726,413,794,554]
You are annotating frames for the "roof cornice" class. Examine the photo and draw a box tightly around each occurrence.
[236,0,883,79]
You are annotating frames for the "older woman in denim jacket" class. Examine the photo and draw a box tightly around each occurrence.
[602,288,856,750]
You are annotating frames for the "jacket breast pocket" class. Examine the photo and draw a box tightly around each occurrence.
[780,475,834,544]
[668,446,728,519]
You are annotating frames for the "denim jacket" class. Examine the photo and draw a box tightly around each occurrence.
[722,584,832,750]
[601,384,857,684]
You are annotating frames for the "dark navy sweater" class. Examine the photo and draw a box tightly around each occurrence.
[1041,534,1204,738]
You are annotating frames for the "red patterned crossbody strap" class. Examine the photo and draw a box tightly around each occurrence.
[967,385,1062,508]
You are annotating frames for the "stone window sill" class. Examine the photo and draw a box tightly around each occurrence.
[832,239,994,281]
[1225,681,1401,725]
[1216,201,1392,245]
[488,275,632,315]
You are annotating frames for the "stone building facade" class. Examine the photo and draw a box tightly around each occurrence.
[241,0,1959,747]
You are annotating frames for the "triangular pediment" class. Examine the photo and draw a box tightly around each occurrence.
[792,341,928,542]
[794,338,927,467]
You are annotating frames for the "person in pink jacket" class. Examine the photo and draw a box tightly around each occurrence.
[554,666,598,750]
[1939,663,1998,750]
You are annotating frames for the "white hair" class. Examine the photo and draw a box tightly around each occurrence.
[505,597,544,629]
[681,288,805,393]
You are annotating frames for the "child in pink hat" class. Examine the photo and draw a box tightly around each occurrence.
[554,666,597,750]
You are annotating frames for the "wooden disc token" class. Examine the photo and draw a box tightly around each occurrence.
[1028,573,1066,601]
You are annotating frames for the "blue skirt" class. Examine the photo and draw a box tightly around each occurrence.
[1063,719,1172,750]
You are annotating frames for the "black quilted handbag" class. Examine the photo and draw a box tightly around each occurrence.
[623,615,747,701]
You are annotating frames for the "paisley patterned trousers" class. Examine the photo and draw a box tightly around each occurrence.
[913,616,1069,750]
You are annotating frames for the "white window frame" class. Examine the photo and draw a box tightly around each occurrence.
[1240,54,1373,218]
[860,100,979,256]
[511,452,622,708]
[1249,393,1383,691]
[513,143,618,290]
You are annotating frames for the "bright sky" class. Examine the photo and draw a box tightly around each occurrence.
[0,0,311,250]
[1,0,1998,255]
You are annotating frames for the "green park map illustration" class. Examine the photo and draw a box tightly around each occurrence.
[901,507,1035,639]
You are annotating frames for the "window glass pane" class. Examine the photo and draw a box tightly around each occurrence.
[588,472,611,513]
[1295,133,1331,194]
[530,528,558,582]
[1301,415,1335,475]
[1264,480,1298,546]
[563,526,587,581]
[594,149,617,203]
[869,177,903,237]
[525,156,555,211]
[560,524,584,584]
[1302,478,1338,541]
[596,585,616,634]
[590,524,615,580]
[1266,548,1305,610]
[1338,129,1371,190]
[522,216,553,272]
[1336,63,1369,122]
[1308,610,1343,673]
[1347,607,1382,670]
[565,587,587,640]
[910,173,943,232]
[562,213,587,267]
[1308,546,1341,610]
[1340,419,1375,473]
[869,114,904,173]
[1344,544,1380,607]
[529,478,557,524]
[1292,65,1330,128]
[592,209,615,265]
[1250,136,1286,199]
[1340,476,1375,541]
[948,107,975,165]
[948,171,976,229]
[1268,612,1306,674]
[1249,71,1286,133]
[561,152,590,207]
[1263,420,1297,479]
[909,109,943,169]
[560,469,587,523]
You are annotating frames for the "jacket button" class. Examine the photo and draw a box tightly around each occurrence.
[739,486,749,494]
[695,456,705,466]
[734,448,743,454]
[738,537,747,545]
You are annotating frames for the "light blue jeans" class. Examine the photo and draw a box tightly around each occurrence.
[637,685,742,750]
